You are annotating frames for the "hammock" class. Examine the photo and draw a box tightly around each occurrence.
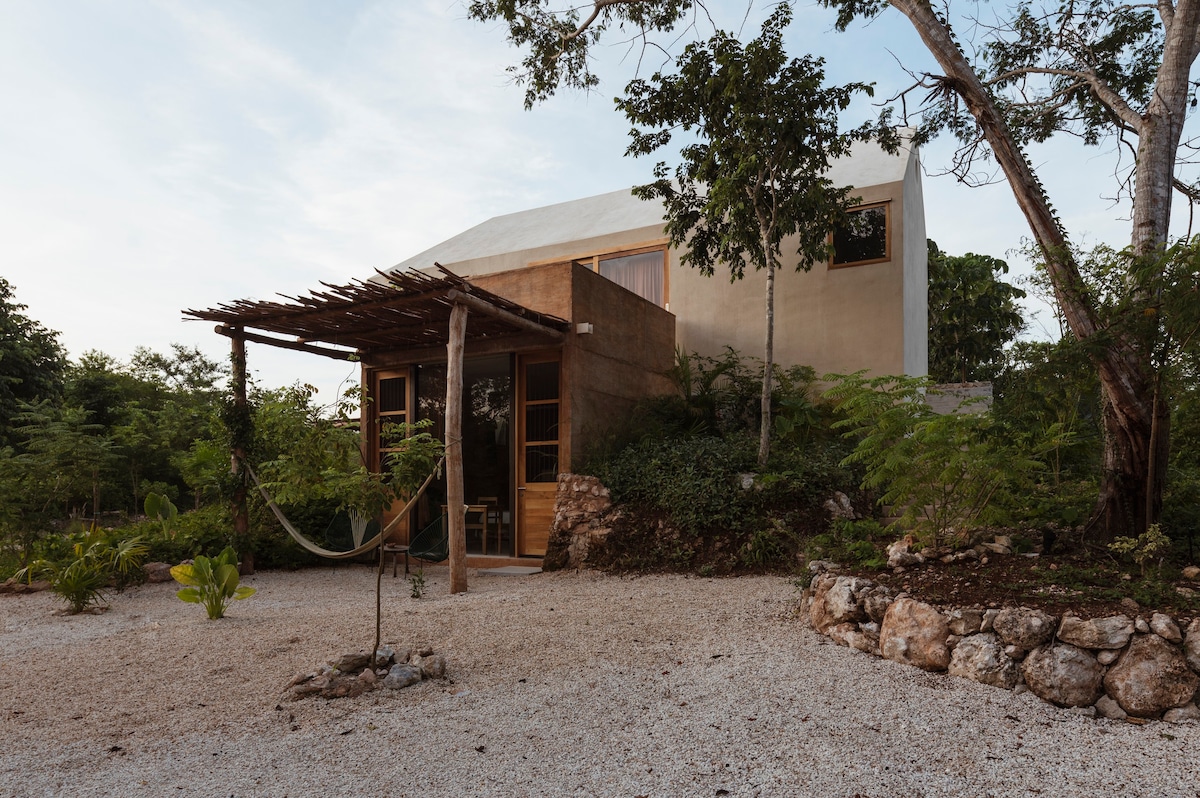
[244,457,445,560]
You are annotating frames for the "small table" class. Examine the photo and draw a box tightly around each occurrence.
[383,543,410,577]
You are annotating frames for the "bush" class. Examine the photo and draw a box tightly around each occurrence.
[15,526,147,613]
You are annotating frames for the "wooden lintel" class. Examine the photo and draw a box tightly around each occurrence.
[214,325,360,361]
[446,289,565,341]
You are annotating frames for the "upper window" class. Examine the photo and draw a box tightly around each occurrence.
[831,203,890,268]
[573,244,668,307]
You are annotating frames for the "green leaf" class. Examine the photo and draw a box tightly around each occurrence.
[170,564,200,587]
[232,586,256,600]
[176,587,201,603]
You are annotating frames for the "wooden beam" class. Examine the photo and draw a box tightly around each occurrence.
[229,330,254,574]
[214,325,360,361]
[445,303,469,595]
[446,289,565,341]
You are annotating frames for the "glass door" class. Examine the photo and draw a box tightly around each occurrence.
[517,354,560,557]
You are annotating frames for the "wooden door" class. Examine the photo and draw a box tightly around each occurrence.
[372,368,412,542]
[516,354,560,556]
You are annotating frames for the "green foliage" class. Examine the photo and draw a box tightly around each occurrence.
[807,518,889,568]
[927,240,1026,384]
[617,5,886,466]
[0,278,66,449]
[170,546,255,620]
[827,372,1044,547]
[409,568,426,599]
[257,385,443,523]
[1108,524,1171,579]
[144,492,178,537]
[15,526,147,613]
[739,519,793,569]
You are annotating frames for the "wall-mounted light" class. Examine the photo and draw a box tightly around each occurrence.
[575,322,594,335]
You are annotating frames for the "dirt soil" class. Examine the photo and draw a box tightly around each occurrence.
[844,550,1200,624]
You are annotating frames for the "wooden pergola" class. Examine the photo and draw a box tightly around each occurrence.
[185,265,569,593]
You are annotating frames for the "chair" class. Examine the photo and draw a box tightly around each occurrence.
[408,514,449,564]
[476,496,503,555]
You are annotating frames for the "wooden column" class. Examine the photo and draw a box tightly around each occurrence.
[229,329,253,574]
[445,302,469,594]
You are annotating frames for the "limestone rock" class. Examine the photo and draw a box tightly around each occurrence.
[1181,565,1200,580]
[372,646,398,668]
[880,598,951,672]
[1022,643,1105,707]
[862,587,894,625]
[414,653,446,679]
[1163,703,1200,724]
[142,562,174,583]
[1057,615,1134,650]
[1004,645,1026,661]
[1104,634,1200,718]
[1150,613,1182,644]
[886,539,923,569]
[383,664,422,690]
[1094,694,1127,720]
[946,608,984,636]
[332,651,371,673]
[1097,650,1120,666]
[810,575,869,633]
[981,609,999,633]
[1186,620,1200,675]
[1120,597,1140,614]
[357,667,377,684]
[1135,618,1151,634]
[823,492,855,519]
[993,607,1057,649]
[948,633,1019,689]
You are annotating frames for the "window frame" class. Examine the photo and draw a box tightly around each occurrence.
[829,201,891,269]
[530,239,671,308]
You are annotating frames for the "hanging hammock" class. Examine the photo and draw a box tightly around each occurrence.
[243,457,445,560]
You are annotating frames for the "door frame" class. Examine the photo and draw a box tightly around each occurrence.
[515,351,563,557]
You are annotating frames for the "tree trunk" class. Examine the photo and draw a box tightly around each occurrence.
[445,302,469,595]
[758,256,776,469]
[888,0,1194,538]
[230,331,253,574]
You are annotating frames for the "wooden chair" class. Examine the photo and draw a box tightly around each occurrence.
[476,496,503,554]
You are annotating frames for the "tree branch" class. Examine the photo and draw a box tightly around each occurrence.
[989,66,1146,132]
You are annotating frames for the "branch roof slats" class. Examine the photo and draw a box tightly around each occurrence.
[183,265,569,354]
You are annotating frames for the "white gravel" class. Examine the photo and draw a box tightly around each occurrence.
[1,566,1197,798]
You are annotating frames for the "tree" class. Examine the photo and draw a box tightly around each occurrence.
[617,5,876,466]
[469,0,1200,539]
[927,240,1026,383]
[0,278,66,447]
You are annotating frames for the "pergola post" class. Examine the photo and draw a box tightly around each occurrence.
[445,302,469,594]
[229,328,254,574]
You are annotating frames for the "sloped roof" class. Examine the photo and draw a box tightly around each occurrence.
[389,188,667,273]
[387,139,915,274]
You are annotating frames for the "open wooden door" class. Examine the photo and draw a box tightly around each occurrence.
[516,354,560,557]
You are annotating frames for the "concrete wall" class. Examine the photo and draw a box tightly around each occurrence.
[420,143,926,380]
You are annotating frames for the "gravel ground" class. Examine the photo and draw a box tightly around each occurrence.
[1,565,1197,798]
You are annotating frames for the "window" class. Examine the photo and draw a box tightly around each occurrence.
[831,202,890,267]
[572,244,668,307]
[373,371,409,470]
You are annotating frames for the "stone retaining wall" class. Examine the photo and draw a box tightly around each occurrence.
[803,570,1200,722]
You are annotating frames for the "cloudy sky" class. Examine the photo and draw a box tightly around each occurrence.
[2,0,1180,404]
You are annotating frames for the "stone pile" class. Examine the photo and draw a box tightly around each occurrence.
[285,644,447,700]
[544,474,617,570]
[804,570,1200,723]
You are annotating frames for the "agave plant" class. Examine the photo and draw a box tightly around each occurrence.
[170,547,255,619]
[16,526,148,614]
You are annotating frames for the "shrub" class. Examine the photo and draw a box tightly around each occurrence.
[170,546,256,619]
[15,526,147,613]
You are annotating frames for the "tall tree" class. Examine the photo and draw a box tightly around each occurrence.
[0,278,66,447]
[470,0,1200,538]
[617,5,875,466]
[927,240,1026,384]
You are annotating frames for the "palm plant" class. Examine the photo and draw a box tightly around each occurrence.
[15,526,147,613]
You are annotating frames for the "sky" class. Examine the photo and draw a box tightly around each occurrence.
[2,0,1187,406]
